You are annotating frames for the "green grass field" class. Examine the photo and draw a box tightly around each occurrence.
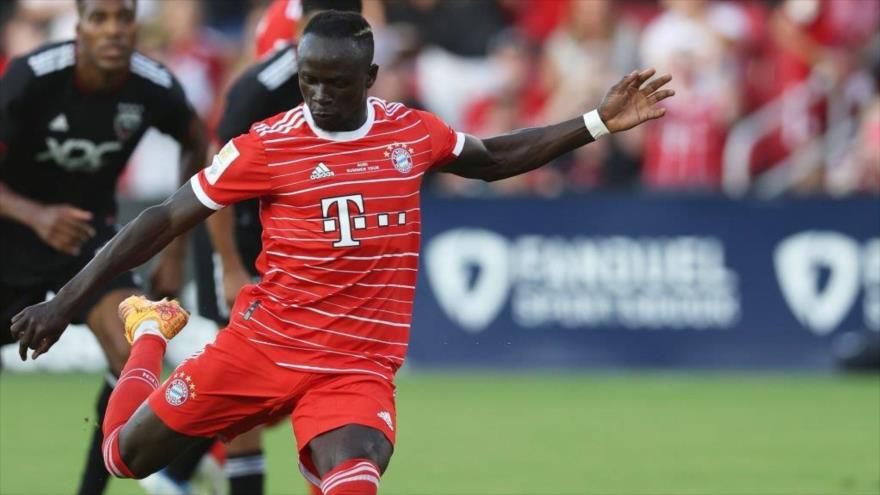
[1,372,878,495]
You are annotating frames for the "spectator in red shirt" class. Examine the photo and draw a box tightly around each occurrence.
[639,0,744,191]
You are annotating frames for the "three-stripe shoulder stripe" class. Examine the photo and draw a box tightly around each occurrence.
[369,97,409,120]
[257,49,298,90]
[131,53,173,88]
[27,43,75,77]
[254,107,304,136]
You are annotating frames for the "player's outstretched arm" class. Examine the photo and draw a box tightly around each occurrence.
[442,68,673,181]
[10,185,214,361]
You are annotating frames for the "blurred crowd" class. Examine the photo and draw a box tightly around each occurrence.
[1,0,878,198]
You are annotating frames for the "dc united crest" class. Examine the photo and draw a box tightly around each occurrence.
[385,142,414,174]
[165,372,196,406]
[114,103,143,141]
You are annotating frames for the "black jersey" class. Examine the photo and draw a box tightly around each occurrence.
[216,44,302,267]
[0,41,196,285]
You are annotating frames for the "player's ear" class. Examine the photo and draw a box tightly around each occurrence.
[366,64,378,90]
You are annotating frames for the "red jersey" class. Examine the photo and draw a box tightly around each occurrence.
[190,97,465,381]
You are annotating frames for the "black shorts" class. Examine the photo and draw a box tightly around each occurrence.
[0,271,140,348]
[1,227,141,348]
[192,222,260,327]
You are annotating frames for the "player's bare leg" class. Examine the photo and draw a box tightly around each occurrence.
[308,424,392,494]
[115,401,207,477]
[101,296,208,479]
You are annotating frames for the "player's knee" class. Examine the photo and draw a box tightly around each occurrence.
[312,426,393,476]
[114,437,143,479]
[364,433,393,472]
[102,428,146,479]
[107,425,162,479]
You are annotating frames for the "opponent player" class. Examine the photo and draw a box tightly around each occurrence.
[11,11,673,494]
[0,0,205,493]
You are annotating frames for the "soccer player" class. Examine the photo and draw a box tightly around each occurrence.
[187,1,362,492]
[10,11,673,494]
[0,0,205,493]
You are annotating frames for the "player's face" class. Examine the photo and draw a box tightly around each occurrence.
[76,0,137,73]
[297,34,377,131]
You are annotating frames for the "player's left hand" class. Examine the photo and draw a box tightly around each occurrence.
[597,68,674,133]
[10,300,70,361]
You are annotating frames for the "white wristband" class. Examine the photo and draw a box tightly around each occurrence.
[583,109,610,140]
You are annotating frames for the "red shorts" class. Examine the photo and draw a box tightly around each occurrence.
[147,328,397,478]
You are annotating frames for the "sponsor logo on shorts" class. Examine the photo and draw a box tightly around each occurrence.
[165,372,197,406]
[377,411,394,431]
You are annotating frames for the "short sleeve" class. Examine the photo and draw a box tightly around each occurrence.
[190,131,270,209]
[414,110,466,168]
[152,75,197,143]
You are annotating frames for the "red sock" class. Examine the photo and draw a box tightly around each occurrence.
[101,334,166,478]
[320,459,380,495]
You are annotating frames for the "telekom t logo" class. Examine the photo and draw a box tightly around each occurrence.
[321,194,408,248]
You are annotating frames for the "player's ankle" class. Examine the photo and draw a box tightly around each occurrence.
[132,320,168,343]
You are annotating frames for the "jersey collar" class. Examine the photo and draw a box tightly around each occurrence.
[302,101,374,142]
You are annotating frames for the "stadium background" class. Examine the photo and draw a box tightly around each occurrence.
[0,0,878,494]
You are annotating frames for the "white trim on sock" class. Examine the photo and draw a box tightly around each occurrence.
[133,320,167,342]
[225,455,266,477]
[321,463,380,493]
[322,473,380,493]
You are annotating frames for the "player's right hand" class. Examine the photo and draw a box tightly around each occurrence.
[10,300,70,361]
[31,204,96,256]
[223,265,252,308]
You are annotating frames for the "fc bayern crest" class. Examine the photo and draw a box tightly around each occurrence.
[385,142,415,174]
[165,379,189,406]
[114,103,143,141]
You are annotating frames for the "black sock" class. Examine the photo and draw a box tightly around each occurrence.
[165,437,214,482]
[226,450,265,495]
[76,374,114,495]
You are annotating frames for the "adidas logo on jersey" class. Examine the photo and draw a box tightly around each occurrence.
[310,162,334,180]
[48,113,69,132]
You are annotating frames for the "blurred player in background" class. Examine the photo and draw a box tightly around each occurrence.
[0,0,205,493]
[10,10,672,494]
[254,0,301,59]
